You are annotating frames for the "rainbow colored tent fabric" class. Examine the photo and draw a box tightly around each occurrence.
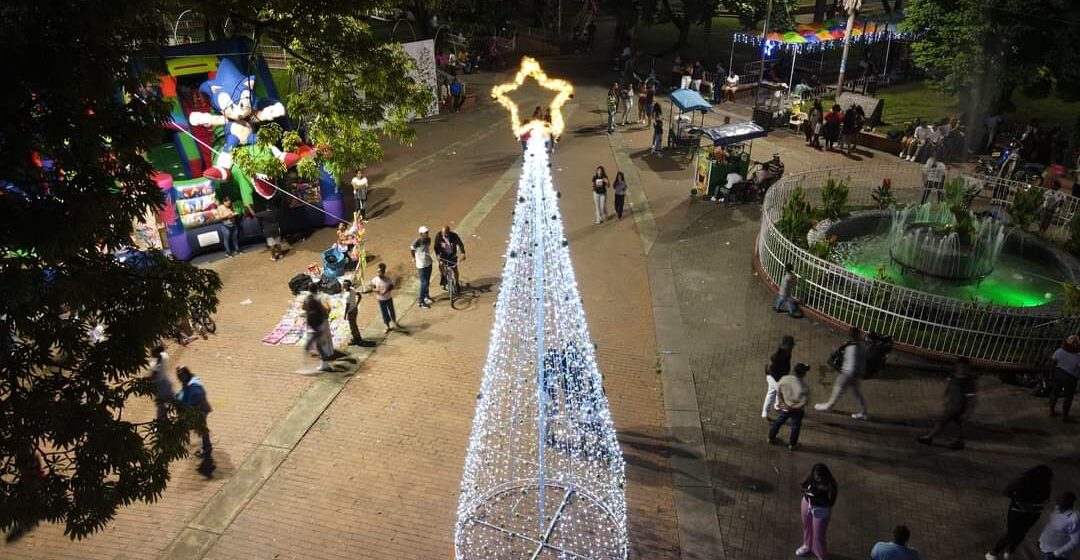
[736,19,900,49]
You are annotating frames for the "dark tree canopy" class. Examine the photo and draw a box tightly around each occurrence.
[904,0,1080,112]
[1,0,429,539]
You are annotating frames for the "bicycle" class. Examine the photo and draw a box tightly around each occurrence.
[439,257,462,309]
[189,299,217,334]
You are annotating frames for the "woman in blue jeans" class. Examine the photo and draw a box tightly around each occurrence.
[216,198,241,256]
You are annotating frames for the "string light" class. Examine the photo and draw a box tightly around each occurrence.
[490,56,574,138]
[454,94,627,557]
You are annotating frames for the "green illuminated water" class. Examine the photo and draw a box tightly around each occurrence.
[835,235,1063,307]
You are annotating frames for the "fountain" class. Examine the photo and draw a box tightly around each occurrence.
[888,204,1006,281]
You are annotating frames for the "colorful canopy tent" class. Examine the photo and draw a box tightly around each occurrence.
[731,16,908,88]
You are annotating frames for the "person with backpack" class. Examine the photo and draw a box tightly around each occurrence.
[450,77,465,112]
[176,366,215,478]
[762,335,795,421]
[986,465,1054,560]
[303,284,333,372]
[917,358,977,449]
[816,327,869,419]
[768,362,810,451]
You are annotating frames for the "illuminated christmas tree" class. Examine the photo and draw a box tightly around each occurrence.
[454,59,628,559]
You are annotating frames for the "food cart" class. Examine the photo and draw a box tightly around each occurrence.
[692,121,767,198]
[667,88,712,152]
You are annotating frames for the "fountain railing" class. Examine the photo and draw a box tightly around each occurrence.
[758,163,1080,366]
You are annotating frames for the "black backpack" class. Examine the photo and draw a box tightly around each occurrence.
[828,342,851,372]
[288,274,315,295]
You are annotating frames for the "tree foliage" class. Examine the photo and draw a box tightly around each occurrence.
[1,0,430,539]
[903,0,1080,111]
[187,0,434,176]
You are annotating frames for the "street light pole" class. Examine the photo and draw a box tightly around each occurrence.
[835,0,862,96]
[757,0,774,85]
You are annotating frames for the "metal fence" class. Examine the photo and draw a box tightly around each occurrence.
[757,164,1080,366]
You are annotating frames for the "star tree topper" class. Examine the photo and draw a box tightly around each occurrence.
[491,56,574,138]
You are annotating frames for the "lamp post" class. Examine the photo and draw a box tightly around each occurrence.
[835,0,862,96]
[757,0,774,84]
[172,9,193,45]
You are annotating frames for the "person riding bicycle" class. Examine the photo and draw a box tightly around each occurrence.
[434,225,466,292]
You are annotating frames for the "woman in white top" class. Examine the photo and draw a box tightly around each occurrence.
[612,171,628,219]
[591,166,609,224]
[351,170,369,220]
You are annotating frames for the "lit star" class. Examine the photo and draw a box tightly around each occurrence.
[491,56,574,138]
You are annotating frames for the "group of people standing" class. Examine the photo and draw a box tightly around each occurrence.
[606,81,661,136]
[802,101,865,154]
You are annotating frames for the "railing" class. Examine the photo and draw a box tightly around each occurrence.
[258,43,289,70]
[757,164,1080,366]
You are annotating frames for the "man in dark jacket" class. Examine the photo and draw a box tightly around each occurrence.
[177,366,215,478]
[433,225,466,292]
[917,358,977,449]
[341,280,374,347]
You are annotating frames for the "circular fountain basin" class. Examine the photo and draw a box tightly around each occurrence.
[813,210,1079,308]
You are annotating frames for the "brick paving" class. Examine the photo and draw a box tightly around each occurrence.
[613,113,1080,559]
[9,21,1079,560]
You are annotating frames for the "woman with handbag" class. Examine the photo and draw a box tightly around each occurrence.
[797,463,838,559]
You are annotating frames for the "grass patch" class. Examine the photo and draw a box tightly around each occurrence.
[269,68,295,98]
[874,82,1080,134]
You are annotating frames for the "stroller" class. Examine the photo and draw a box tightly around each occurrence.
[321,247,346,280]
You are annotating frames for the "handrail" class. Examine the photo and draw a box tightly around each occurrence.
[757,163,1080,365]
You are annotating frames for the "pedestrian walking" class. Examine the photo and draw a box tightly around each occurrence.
[1038,491,1080,560]
[606,84,619,134]
[1049,335,1080,421]
[651,104,664,154]
[434,225,467,291]
[986,465,1054,560]
[591,166,609,224]
[916,358,977,449]
[303,285,334,372]
[871,525,921,560]
[823,104,843,151]
[816,327,870,419]
[150,344,174,422]
[774,263,800,316]
[215,198,241,256]
[920,158,947,204]
[351,169,370,220]
[612,171,628,219]
[797,463,838,560]
[176,366,215,478]
[619,83,634,126]
[763,335,795,421]
[341,280,374,347]
[768,362,810,450]
[809,100,823,148]
[412,225,434,308]
[371,262,403,333]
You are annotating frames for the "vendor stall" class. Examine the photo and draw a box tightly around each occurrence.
[692,122,767,199]
[667,89,713,152]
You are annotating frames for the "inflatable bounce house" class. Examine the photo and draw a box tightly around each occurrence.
[148,38,343,260]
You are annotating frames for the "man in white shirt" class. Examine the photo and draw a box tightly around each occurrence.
[1040,492,1080,559]
[903,123,930,161]
[921,158,947,204]
[411,226,434,308]
[768,362,810,450]
[351,170,370,220]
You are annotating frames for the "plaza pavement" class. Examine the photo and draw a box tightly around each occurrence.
[9,23,1080,560]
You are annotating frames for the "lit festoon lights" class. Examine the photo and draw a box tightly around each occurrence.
[454,59,627,559]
